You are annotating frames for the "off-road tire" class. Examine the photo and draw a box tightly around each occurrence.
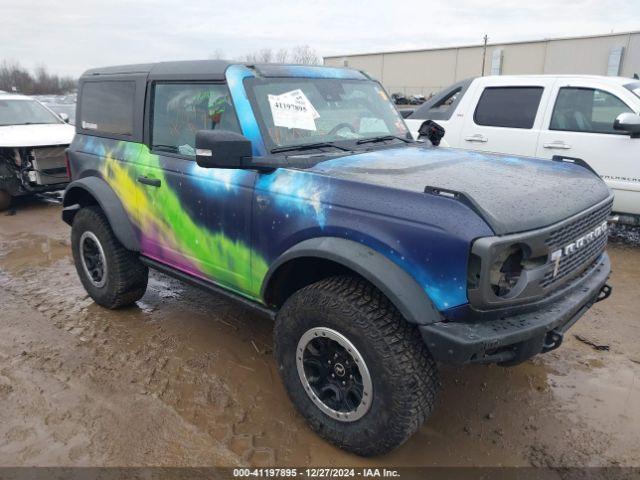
[71,206,148,308]
[0,190,11,212]
[274,275,439,456]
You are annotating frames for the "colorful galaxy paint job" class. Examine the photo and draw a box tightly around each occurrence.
[72,131,495,311]
[72,62,568,315]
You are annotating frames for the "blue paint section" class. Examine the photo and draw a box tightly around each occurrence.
[253,164,492,311]
[256,169,329,228]
[256,64,367,80]
[74,135,142,163]
[188,161,252,193]
[225,64,266,156]
[315,144,579,173]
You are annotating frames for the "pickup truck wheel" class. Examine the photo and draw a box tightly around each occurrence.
[274,275,439,456]
[71,206,148,309]
[0,190,11,212]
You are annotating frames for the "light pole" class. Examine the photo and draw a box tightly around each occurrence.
[481,34,488,76]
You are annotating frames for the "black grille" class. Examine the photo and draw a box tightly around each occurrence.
[541,200,612,288]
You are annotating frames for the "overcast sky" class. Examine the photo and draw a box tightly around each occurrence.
[1,0,639,77]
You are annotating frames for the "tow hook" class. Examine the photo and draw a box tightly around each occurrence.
[596,284,612,303]
[542,330,563,353]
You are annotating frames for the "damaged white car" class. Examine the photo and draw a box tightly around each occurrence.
[0,93,74,211]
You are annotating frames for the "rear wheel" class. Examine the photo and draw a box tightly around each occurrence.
[0,190,11,212]
[71,206,148,308]
[274,275,439,456]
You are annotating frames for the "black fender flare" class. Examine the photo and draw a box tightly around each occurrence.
[62,177,140,252]
[261,237,442,325]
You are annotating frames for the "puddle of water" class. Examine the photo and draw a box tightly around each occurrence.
[0,233,70,272]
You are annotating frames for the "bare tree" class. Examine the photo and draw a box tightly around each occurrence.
[241,45,320,65]
[0,61,32,93]
[244,48,275,63]
[0,60,75,94]
[290,45,320,65]
[275,48,289,63]
[257,48,273,63]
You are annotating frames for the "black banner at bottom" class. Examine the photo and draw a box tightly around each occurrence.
[0,468,639,480]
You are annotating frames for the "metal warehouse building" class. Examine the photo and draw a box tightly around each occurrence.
[323,30,640,96]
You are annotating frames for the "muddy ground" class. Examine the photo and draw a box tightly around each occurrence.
[0,199,638,467]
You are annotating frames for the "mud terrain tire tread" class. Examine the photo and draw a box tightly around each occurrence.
[71,206,148,308]
[274,275,439,456]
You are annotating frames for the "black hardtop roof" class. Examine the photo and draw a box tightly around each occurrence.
[81,60,234,79]
[80,60,364,81]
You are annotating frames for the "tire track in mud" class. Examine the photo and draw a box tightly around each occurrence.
[0,234,250,465]
[0,231,329,466]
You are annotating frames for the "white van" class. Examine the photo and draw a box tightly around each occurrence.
[406,75,640,221]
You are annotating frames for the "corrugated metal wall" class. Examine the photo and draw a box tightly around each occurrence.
[324,32,640,96]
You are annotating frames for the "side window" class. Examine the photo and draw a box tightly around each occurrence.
[80,81,135,136]
[151,83,241,157]
[474,86,543,129]
[410,79,473,121]
[427,87,462,120]
[429,88,461,114]
[550,87,633,134]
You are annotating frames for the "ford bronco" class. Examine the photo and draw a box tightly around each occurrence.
[63,61,612,456]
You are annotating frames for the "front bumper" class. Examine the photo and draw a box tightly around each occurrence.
[420,253,611,365]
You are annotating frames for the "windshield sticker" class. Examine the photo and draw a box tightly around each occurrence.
[82,121,98,130]
[268,89,319,131]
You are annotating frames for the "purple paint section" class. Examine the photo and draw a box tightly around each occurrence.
[140,232,203,278]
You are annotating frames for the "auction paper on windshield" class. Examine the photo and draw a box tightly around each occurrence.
[268,89,319,131]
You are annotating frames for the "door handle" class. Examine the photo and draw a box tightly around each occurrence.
[543,141,572,150]
[464,134,488,143]
[137,176,161,187]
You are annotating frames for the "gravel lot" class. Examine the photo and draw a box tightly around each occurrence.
[0,198,638,467]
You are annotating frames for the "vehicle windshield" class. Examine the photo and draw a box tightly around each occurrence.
[0,98,62,126]
[244,77,410,150]
[44,103,76,125]
[625,81,640,100]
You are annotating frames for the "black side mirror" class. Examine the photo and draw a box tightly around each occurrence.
[418,120,445,146]
[195,130,252,168]
[614,113,640,138]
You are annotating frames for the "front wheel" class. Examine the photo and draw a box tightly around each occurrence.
[274,275,439,456]
[71,206,148,308]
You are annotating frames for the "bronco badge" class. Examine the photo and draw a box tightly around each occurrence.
[550,221,608,277]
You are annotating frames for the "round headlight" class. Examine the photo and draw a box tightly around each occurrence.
[489,244,525,297]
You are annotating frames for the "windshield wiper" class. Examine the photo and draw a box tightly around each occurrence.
[356,135,411,145]
[271,142,350,154]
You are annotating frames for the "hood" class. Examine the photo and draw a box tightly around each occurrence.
[310,145,611,235]
[0,123,75,147]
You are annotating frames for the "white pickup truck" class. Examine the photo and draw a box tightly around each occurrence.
[406,75,640,221]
